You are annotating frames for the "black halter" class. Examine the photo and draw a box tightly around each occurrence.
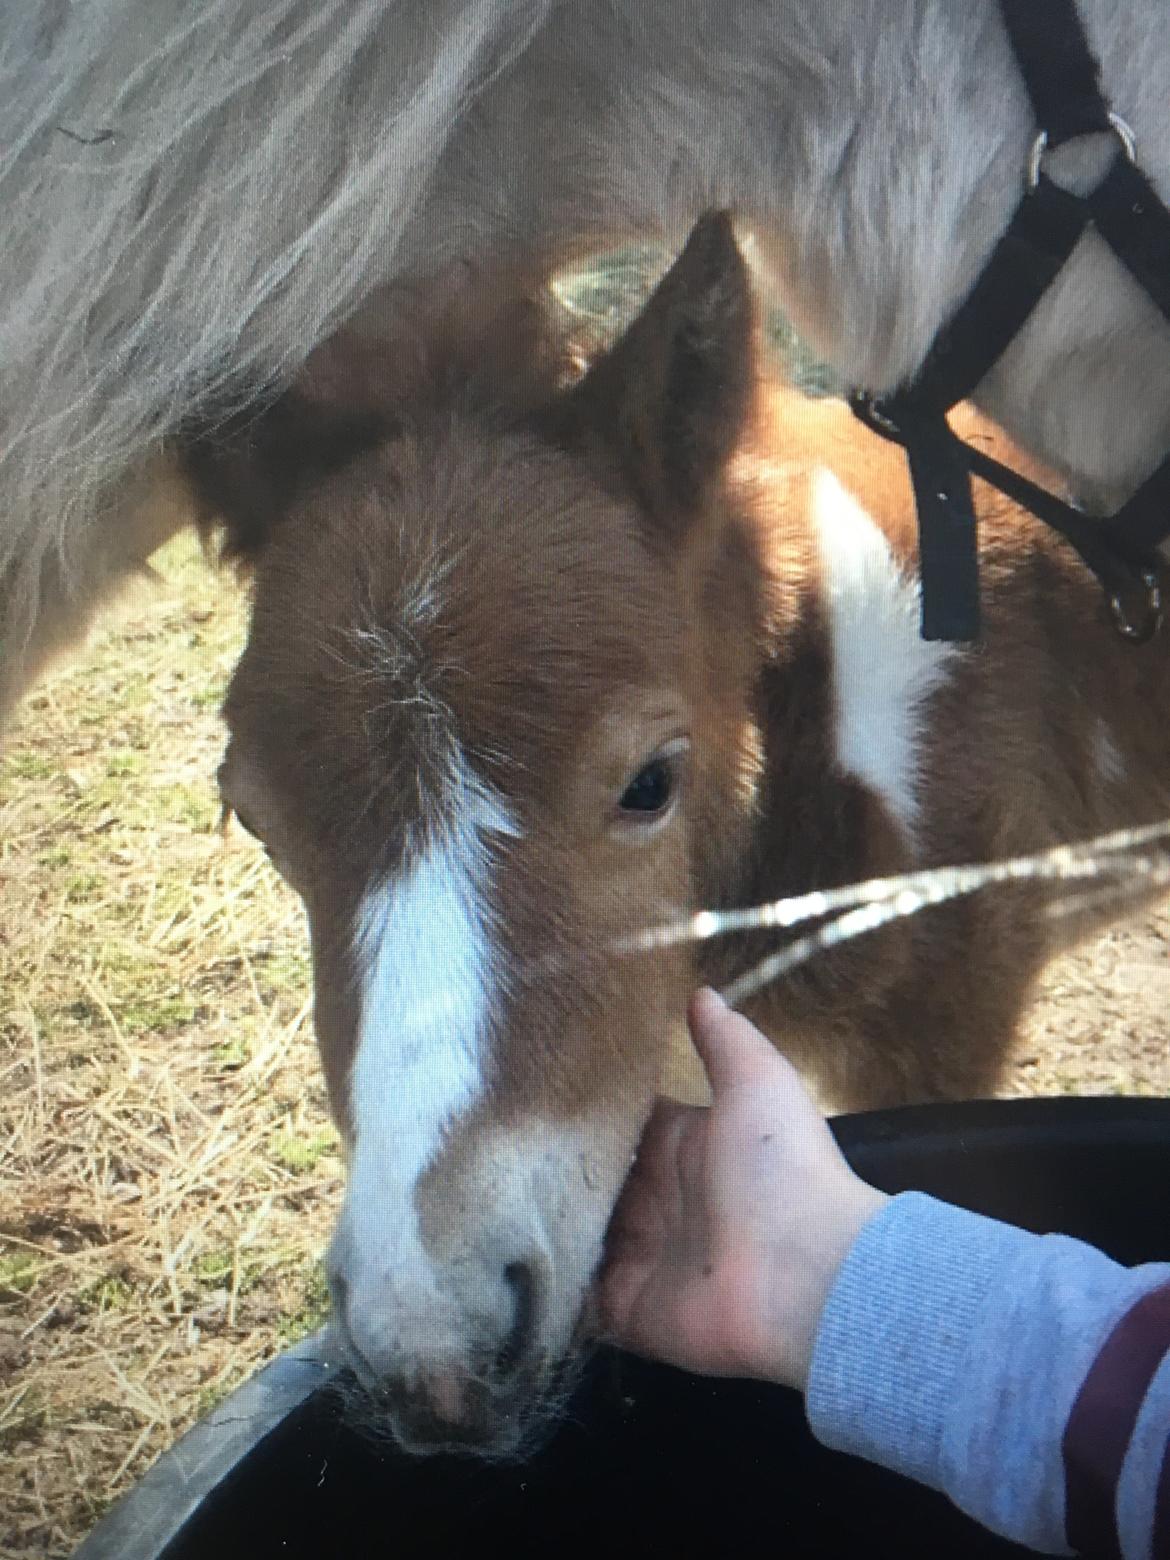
[850,0,1170,644]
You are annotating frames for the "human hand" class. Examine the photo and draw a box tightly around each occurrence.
[597,988,888,1390]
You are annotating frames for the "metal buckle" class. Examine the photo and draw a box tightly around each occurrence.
[848,391,907,447]
[1028,111,1137,190]
[1109,567,1162,643]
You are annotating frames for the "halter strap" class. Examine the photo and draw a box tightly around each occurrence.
[851,0,1170,643]
[853,393,1165,645]
[997,0,1111,148]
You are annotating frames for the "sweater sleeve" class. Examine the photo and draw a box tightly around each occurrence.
[805,1191,1170,1556]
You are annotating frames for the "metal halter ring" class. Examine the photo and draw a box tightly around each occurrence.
[1028,111,1138,189]
[1109,568,1163,644]
[848,391,907,447]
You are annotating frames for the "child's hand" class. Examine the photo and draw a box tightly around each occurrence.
[597,988,888,1390]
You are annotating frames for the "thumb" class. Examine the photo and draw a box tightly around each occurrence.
[687,987,778,1097]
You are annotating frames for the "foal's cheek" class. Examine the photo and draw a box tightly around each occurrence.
[316,1027,358,1146]
[303,907,365,1143]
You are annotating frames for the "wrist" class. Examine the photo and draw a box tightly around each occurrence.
[763,1174,889,1392]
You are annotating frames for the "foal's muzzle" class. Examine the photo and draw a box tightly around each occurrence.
[328,1256,547,1452]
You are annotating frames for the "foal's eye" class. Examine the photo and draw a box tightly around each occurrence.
[617,739,688,822]
[619,759,674,814]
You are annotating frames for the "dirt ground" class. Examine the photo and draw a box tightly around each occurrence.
[1007,914,1170,1098]
[3,520,1170,1550]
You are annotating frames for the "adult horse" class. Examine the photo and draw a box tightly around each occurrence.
[2,0,1169,719]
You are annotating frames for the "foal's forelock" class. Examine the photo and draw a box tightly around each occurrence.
[347,754,519,1169]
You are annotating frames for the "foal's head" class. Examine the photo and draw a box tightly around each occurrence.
[192,215,768,1454]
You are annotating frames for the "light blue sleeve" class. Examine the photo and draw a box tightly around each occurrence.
[805,1191,1170,1556]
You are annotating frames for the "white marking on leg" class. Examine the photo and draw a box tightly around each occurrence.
[812,468,957,839]
[337,756,520,1369]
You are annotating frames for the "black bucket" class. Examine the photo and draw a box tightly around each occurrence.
[75,1096,1170,1560]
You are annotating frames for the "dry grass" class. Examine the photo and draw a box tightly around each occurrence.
[2,273,1169,1555]
[1,540,334,1557]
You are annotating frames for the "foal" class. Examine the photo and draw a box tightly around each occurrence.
[189,213,1170,1455]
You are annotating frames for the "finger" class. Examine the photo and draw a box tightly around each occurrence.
[605,1094,711,1263]
[625,1096,700,1192]
[639,1093,699,1145]
[607,1100,696,1246]
[688,986,780,1096]
[604,1167,664,1257]
[595,1232,658,1336]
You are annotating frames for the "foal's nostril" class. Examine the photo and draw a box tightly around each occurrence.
[496,1261,537,1380]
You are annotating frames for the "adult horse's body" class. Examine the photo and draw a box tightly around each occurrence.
[3,0,1169,718]
[191,215,1170,1457]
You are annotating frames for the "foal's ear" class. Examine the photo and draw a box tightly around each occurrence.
[181,391,386,562]
[573,211,756,535]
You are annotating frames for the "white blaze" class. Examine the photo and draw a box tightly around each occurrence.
[338,757,519,1361]
[812,468,958,839]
